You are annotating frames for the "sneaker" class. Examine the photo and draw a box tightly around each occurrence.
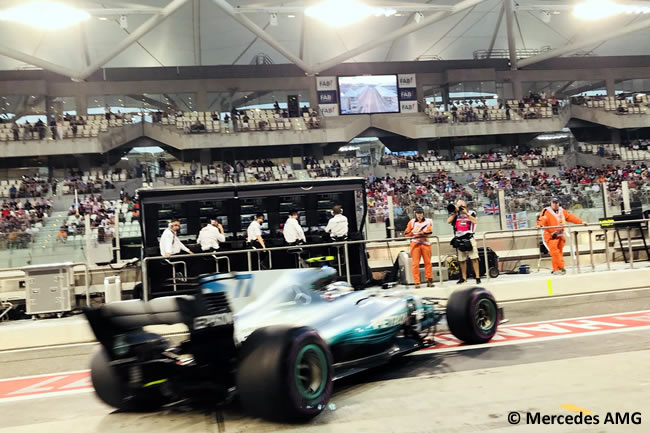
[414,284,421,289]
[457,278,466,284]
[559,268,567,275]
[476,278,481,284]
[426,278,434,288]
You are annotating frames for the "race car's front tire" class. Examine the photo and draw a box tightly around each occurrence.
[236,326,333,422]
[446,286,499,344]
[90,346,165,412]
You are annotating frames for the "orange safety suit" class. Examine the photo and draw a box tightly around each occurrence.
[404,218,433,284]
[536,206,583,271]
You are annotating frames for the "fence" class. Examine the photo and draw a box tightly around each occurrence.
[141,236,443,301]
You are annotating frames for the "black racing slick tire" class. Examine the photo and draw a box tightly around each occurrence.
[90,347,165,411]
[236,326,333,422]
[446,286,500,344]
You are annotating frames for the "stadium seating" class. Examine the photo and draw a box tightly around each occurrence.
[167,110,321,134]
[0,114,131,142]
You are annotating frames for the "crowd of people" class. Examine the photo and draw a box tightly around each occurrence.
[56,194,139,243]
[0,198,51,249]
[379,152,445,168]
[366,172,475,223]
[427,93,561,124]
[5,175,52,198]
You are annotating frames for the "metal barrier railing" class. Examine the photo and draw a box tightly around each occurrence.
[141,236,442,301]
[480,218,649,282]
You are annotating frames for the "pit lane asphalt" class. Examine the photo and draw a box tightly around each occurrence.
[1,287,649,433]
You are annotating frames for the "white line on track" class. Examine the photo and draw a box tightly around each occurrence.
[500,286,650,304]
[0,388,94,403]
[410,324,650,356]
[0,369,90,383]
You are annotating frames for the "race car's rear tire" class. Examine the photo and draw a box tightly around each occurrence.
[237,326,333,422]
[446,286,499,344]
[90,347,165,411]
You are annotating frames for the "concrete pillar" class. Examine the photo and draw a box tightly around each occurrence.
[442,84,450,111]
[45,96,56,122]
[310,143,324,160]
[417,139,428,155]
[195,84,209,112]
[75,95,88,116]
[200,148,211,166]
[512,77,523,101]
[416,79,424,112]
[606,78,616,97]
[308,79,318,109]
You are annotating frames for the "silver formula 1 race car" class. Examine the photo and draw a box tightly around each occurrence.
[84,267,501,421]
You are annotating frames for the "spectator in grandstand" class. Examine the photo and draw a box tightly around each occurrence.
[49,119,57,139]
[12,122,19,140]
[273,101,280,113]
[35,119,46,139]
[190,119,205,133]
[536,197,586,275]
[242,114,250,130]
[403,207,434,288]
[56,121,64,140]
[450,104,458,122]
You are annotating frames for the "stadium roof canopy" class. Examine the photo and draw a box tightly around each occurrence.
[1,0,650,79]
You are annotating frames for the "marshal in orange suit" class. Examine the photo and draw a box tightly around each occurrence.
[536,197,587,275]
[403,207,434,288]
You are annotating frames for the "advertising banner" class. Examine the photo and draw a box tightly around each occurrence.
[316,76,339,116]
[398,73,417,113]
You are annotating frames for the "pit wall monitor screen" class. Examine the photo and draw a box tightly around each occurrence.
[338,75,399,115]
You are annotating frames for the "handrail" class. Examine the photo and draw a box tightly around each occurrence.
[141,235,442,300]
[480,218,649,281]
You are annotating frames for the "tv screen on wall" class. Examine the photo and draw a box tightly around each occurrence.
[338,75,399,115]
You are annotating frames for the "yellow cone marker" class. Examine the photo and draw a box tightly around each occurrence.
[547,278,553,296]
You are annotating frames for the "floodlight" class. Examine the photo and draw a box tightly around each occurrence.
[0,2,90,30]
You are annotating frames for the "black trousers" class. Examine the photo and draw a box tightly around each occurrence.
[247,241,269,270]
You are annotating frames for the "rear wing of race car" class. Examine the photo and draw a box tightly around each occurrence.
[84,289,236,362]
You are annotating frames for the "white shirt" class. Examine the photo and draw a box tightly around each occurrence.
[197,224,225,251]
[283,217,306,244]
[247,220,262,243]
[326,214,349,238]
[159,227,190,256]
